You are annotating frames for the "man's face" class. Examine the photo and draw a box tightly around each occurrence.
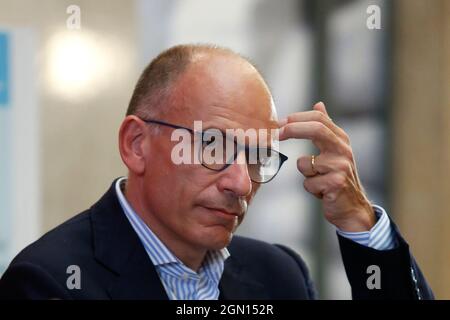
[141,54,278,251]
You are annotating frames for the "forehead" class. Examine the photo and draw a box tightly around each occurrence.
[167,54,278,132]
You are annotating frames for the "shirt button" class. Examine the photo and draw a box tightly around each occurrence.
[182,273,189,280]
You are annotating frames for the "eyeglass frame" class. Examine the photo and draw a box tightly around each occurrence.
[140,118,288,184]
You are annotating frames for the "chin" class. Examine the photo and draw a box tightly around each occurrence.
[196,226,234,250]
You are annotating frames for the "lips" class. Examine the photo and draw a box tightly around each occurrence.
[204,207,238,216]
[202,206,241,220]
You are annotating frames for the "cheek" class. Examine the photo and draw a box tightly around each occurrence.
[146,159,209,215]
[144,154,183,214]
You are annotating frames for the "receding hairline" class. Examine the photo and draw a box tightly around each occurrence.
[126,44,266,118]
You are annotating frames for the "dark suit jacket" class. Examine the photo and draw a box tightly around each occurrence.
[0,180,433,299]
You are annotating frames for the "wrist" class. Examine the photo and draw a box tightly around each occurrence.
[335,205,376,232]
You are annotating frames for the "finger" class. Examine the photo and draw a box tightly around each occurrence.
[314,102,351,144]
[297,155,319,177]
[297,154,355,178]
[279,121,342,153]
[303,172,347,200]
[303,173,330,199]
[277,118,287,127]
[284,110,348,142]
[303,175,325,199]
[283,103,350,144]
[315,102,351,144]
[297,156,324,177]
[313,101,329,117]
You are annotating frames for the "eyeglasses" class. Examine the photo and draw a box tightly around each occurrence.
[142,118,288,184]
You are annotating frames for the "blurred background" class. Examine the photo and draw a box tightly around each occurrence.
[0,0,449,299]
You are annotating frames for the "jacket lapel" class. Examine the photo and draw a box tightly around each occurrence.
[106,241,169,299]
[90,180,168,300]
[219,255,269,300]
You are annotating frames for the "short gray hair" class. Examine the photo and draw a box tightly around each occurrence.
[126,44,248,120]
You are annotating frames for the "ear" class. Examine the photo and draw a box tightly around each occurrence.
[118,115,148,175]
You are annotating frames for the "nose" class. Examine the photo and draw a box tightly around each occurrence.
[216,151,252,197]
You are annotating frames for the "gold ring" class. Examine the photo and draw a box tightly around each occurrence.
[311,155,318,175]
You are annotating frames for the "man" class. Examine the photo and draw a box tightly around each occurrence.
[0,44,433,299]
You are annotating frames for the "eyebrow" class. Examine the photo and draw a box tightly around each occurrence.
[201,125,225,134]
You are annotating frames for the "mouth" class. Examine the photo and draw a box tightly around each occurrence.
[202,206,240,220]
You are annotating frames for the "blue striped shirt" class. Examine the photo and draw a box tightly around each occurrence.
[115,177,230,300]
[116,177,396,300]
[337,205,397,250]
